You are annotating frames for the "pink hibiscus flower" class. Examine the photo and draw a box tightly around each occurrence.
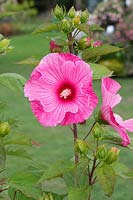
[24,53,98,127]
[101,77,133,146]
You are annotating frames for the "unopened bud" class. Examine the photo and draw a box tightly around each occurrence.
[92,122,104,140]
[0,122,10,137]
[44,193,53,200]
[78,36,91,50]
[96,145,107,160]
[75,139,88,154]
[105,147,120,164]
[68,6,75,18]
[49,40,62,53]
[53,5,64,20]
[93,40,103,47]
[80,9,89,23]
[72,16,81,25]
[61,19,72,33]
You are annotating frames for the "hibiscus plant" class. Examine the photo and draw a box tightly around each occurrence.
[0,5,133,200]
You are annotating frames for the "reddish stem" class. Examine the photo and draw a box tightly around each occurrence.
[73,123,79,164]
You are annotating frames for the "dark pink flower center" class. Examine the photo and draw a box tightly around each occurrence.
[58,83,76,101]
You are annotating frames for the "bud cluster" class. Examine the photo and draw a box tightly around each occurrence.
[96,145,120,164]
[53,5,89,34]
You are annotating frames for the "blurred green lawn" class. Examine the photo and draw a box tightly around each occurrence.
[0,34,133,200]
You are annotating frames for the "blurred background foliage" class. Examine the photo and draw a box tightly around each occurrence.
[0,0,132,76]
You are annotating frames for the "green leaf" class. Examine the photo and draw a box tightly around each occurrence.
[6,147,32,159]
[39,160,74,183]
[76,24,103,35]
[68,187,91,200]
[0,145,6,171]
[124,171,133,179]
[8,188,34,200]
[96,164,116,196]
[101,131,122,145]
[89,24,104,31]
[99,58,123,75]
[8,171,41,200]
[0,73,26,92]
[82,45,122,61]
[16,57,39,66]
[89,63,112,80]
[76,24,90,34]
[3,133,32,146]
[33,23,59,34]
[42,177,67,195]
[112,162,131,179]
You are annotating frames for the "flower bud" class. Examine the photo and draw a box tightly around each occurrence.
[92,122,104,140]
[0,122,10,137]
[80,9,89,23]
[53,5,64,20]
[43,193,53,200]
[49,40,62,53]
[61,19,72,33]
[72,16,81,25]
[78,36,91,50]
[93,40,103,47]
[75,139,88,154]
[68,6,75,18]
[96,145,107,160]
[105,147,120,164]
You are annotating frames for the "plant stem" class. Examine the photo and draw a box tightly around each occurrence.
[67,33,74,53]
[87,141,99,200]
[89,156,97,185]
[13,190,19,200]
[83,121,97,140]
[73,123,79,164]
[88,192,91,200]
[0,187,8,193]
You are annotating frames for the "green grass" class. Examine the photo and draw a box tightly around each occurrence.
[0,33,133,200]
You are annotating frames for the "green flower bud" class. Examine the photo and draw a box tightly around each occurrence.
[53,5,64,20]
[105,147,120,164]
[78,36,92,50]
[61,19,72,33]
[80,9,89,23]
[72,16,81,25]
[96,145,107,160]
[0,122,10,137]
[68,6,75,18]
[44,193,53,200]
[92,122,104,140]
[75,139,88,154]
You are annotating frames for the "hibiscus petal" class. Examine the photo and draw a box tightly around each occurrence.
[102,77,122,108]
[101,106,130,146]
[114,114,133,132]
[31,100,66,126]
[61,92,98,126]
